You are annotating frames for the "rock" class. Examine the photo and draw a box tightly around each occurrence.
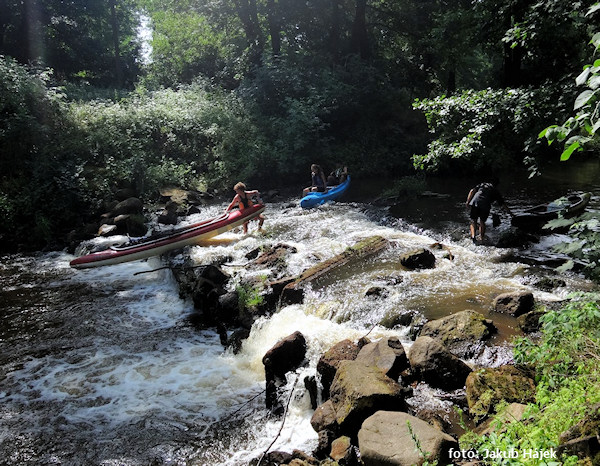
[263,331,307,412]
[557,436,600,464]
[311,399,338,433]
[475,402,528,436]
[111,197,143,216]
[329,360,406,433]
[199,264,230,287]
[559,402,600,443]
[358,411,457,466]
[355,337,409,380]
[250,450,293,466]
[191,277,225,321]
[217,291,240,324]
[97,223,118,237]
[365,286,389,298]
[533,276,566,291]
[187,205,201,216]
[330,436,357,465]
[114,187,136,201]
[492,291,534,317]
[263,331,307,379]
[281,236,390,304]
[419,310,496,358]
[465,366,536,421]
[304,375,318,410]
[517,310,545,333]
[225,328,250,354]
[408,336,472,390]
[317,339,364,400]
[252,243,298,268]
[314,428,337,459]
[123,213,148,236]
[158,209,178,225]
[495,228,538,248]
[399,248,436,270]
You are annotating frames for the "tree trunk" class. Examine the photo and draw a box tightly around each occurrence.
[280,236,389,304]
[350,0,369,59]
[109,0,123,87]
[502,43,522,87]
[234,0,264,65]
[329,0,341,61]
[266,0,281,57]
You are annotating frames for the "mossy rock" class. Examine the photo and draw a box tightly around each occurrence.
[466,366,535,421]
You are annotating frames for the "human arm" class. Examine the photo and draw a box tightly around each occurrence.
[226,194,240,212]
[466,188,475,206]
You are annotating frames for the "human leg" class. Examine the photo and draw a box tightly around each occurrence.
[243,221,249,234]
[258,214,264,229]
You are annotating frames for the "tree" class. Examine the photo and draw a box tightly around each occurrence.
[0,0,141,86]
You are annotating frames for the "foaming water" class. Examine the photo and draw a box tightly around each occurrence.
[0,200,585,465]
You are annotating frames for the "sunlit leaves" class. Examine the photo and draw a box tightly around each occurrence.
[540,3,600,162]
[412,87,561,172]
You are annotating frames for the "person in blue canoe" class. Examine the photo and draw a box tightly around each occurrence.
[327,165,348,186]
[302,164,327,196]
[466,178,512,243]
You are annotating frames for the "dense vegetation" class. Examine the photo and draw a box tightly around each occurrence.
[461,295,600,465]
[1,0,599,255]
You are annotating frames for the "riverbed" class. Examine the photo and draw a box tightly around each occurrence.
[1,162,599,465]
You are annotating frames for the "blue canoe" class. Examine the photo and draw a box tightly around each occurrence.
[300,176,351,209]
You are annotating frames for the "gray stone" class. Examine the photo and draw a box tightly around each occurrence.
[493,291,534,317]
[419,310,496,358]
[330,360,405,432]
[400,248,436,270]
[408,336,472,390]
[355,337,409,380]
[358,411,457,466]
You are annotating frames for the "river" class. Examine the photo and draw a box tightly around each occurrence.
[1,160,599,465]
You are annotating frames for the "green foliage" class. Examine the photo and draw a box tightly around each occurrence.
[514,298,600,387]
[412,87,570,174]
[461,297,600,465]
[236,283,264,310]
[542,211,600,280]
[539,3,600,160]
[0,1,140,87]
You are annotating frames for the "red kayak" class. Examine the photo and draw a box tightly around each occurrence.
[70,204,266,269]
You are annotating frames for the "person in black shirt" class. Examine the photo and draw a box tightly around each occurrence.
[302,164,327,196]
[226,182,265,233]
[466,178,511,243]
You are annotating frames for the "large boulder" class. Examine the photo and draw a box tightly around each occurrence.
[408,336,472,390]
[310,399,338,433]
[517,310,545,333]
[557,403,600,463]
[465,366,536,421]
[355,337,409,380]
[419,310,496,358]
[263,331,307,379]
[492,291,535,317]
[263,331,307,413]
[358,411,457,466]
[111,197,143,216]
[400,248,436,270]
[329,360,406,433]
[317,339,365,400]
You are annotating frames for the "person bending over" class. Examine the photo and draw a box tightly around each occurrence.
[466,178,511,243]
[226,182,265,234]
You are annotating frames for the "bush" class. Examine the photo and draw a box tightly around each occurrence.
[412,85,576,175]
[460,296,600,464]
